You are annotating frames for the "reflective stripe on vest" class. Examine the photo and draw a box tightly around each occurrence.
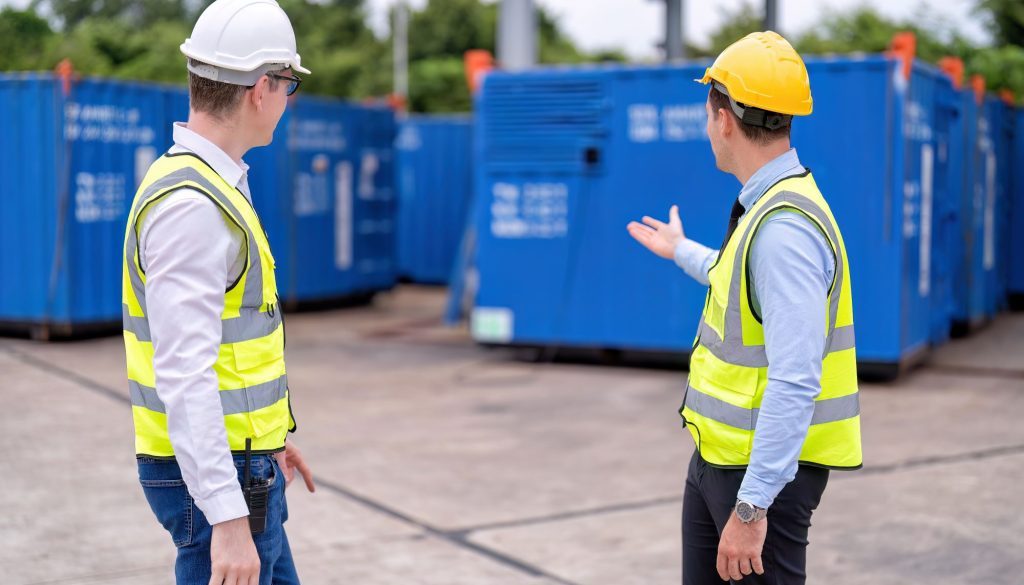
[123,153,291,458]
[682,172,862,470]
[695,190,855,368]
[683,382,860,431]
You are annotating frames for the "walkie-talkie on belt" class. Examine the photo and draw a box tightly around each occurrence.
[243,438,269,535]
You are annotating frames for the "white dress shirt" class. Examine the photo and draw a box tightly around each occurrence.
[138,123,255,525]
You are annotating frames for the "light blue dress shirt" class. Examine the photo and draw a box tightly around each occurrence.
[674,148,835,509]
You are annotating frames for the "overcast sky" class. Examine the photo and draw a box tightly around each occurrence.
[367,0,991,59]
[1,0,992,60]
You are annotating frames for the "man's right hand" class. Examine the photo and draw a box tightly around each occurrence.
[626,205,686,260]
[209,516,260,585]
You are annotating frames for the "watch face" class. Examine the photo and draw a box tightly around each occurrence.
[736,502,754,522]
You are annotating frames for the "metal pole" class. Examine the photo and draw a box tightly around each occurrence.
[764,0,778,32]
[393,1,409,114]
[665,0,684,61]
[497,0,537,71]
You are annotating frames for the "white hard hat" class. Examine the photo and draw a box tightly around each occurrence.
[181,0,310,86]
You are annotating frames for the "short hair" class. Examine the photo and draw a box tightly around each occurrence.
[187,59,282,119]
[708,86,791,146]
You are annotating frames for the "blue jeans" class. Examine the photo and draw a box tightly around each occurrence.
[138,454,300,585]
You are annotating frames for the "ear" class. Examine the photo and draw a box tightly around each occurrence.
[250,76,268,112]
[718,107,734,138]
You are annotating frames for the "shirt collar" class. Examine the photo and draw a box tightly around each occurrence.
[170,122,249,189]
[737,148,806,212]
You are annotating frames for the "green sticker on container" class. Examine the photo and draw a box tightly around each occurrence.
[471,307,514,342]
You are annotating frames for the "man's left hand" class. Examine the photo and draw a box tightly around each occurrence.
[275,441,316,492]
[716,511,767,581]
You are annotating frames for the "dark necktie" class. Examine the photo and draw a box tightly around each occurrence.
[719,198,745,251]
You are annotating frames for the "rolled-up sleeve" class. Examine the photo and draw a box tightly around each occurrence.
[141,190,249,525]
[737,212,835,509]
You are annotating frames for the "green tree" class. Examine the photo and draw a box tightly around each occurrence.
[700,2,764,57]
[30,0,189,29]
[0,8,56,71]
[794,6,969,63]
[976,0,1024,46]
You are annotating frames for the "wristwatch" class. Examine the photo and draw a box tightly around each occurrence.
[734,500,767,523]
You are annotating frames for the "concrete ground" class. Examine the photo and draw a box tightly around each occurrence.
[1,286,1022,584]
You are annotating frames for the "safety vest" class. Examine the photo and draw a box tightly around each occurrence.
[122,152,293,458]
[681,171,862,469]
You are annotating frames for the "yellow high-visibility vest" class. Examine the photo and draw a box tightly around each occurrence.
[682,171,862,469]
[122,152,293,457]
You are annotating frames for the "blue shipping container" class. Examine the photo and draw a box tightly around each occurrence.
[0,74,172,337]
[948,91,1011,330]
[164,90,398,306]
[1011,108,1024,309]
[468,57,957,373]
[396,115,473,284]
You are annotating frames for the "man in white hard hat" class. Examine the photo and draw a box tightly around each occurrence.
[122,1,315,583]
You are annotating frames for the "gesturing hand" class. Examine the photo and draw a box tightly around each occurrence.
[717,512,767,581]
[275,441,316,493]
[626,205,686,260]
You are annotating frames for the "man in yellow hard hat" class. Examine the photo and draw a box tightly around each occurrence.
[628,32,861,584]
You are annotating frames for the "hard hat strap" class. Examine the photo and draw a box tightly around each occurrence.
[712,82,792,131]
[187,60,289,87]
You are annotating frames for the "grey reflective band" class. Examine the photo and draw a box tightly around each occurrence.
[187,61,288,87]
[125,162,265,312]
[123,306,151,341]
[697,188,852,368]
[129,376,288,416]
[697,319,768,368]
[123,304,281,344]
[810,391,860,426]
[683,383,860,431]
[221,308,282,344]
[826,324,856,355]
[685,382,756,430]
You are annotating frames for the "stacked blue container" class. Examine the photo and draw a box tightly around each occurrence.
[0,74,172,338]
[467,55,958,376]
[354,105,399,294]
[165,89,397,306]
[395,115,474,284]
[1011,107,1024,309]
[0,74,397,339]
[948,82,1011,332]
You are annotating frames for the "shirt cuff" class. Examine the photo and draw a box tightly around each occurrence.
[674,239,698,269]
[673,239,716,286]
[194,487,249,525]
[737,473,779,510]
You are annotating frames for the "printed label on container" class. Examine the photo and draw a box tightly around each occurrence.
[395,125,422,151]
[471,307,514,343]
[294,171,330,216]
[490,181,568,239]
[75,172,125,223]
[64,103,156,145]
[628,102,708,144]
[289,119,346,152]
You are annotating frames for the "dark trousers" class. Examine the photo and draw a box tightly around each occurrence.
[682,451,829,585]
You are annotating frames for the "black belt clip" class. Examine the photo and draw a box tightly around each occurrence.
[242,438,270,535]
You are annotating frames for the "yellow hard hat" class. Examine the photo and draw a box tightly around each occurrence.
[697,31,812,121]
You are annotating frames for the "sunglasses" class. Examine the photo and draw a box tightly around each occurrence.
[266,71,302,96]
